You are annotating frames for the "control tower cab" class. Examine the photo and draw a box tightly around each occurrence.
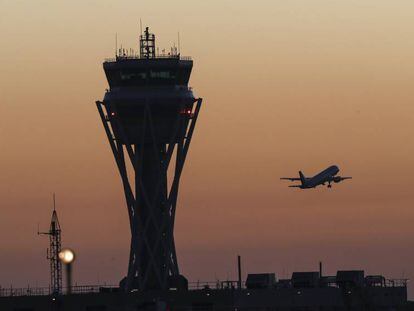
[103,28,195,143]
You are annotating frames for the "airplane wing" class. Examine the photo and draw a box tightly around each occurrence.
[288,185,302,188]
[280,177,301,181]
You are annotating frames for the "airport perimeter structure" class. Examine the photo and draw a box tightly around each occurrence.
[96,27,201,292]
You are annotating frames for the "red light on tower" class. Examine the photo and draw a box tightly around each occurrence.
[180,108,193,117]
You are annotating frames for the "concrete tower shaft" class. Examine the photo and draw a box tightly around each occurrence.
[96,28,202,291]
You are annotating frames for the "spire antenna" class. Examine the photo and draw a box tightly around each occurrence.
[178,32,181,55]
[115,33,118,57]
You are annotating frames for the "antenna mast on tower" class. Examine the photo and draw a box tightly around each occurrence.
[38,194,62,295]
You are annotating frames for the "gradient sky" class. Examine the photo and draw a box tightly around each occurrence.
[1,0,413,297]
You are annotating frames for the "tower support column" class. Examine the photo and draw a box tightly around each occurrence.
[96,99,202,291]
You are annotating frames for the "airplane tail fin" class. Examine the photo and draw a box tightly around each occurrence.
[299,171,306,186]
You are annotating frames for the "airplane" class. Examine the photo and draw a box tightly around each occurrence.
[280,165,352,189]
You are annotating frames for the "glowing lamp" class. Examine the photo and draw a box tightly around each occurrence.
[59,249,75,264]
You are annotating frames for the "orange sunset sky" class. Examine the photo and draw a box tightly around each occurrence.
[0,0,413,297]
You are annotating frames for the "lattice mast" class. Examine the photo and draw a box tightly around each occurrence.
[38,195,62,295]
[140,27,156,59]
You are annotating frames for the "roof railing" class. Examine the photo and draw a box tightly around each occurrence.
[104,55,192,63]
[0,284,117,297]
[0,278,408,297]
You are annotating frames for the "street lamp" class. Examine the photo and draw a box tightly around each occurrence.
[59,249,75,294]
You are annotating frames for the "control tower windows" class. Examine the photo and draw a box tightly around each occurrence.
[118,70,177,86]
[150,70,175,79]
[120,72,147,81]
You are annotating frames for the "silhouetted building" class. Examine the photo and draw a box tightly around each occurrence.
[96,27,202,292]
[0,270,409,310]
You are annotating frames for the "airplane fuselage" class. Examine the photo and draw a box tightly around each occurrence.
[304,165,339,188]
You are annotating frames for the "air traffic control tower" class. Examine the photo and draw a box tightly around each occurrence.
[96,28,202,292]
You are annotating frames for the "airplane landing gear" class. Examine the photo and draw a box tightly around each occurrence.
[327,182,332,188]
